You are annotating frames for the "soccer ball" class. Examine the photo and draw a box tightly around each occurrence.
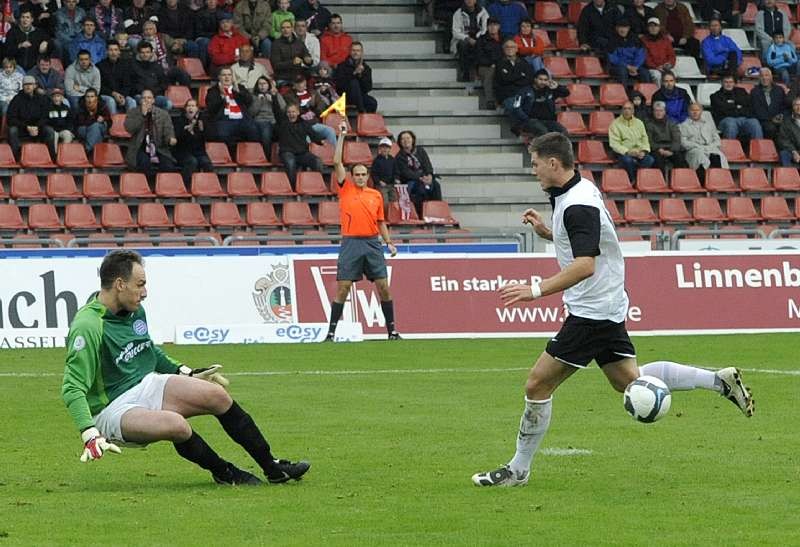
[623,376,672,423]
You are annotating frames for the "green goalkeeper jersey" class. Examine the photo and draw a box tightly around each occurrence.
[62,297,182,432]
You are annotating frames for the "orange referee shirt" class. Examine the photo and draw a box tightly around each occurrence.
[338,177,385,237]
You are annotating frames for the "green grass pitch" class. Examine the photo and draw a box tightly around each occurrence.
[1,334,798,545]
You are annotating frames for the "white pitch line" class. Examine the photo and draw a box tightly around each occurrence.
[541,448,593,456]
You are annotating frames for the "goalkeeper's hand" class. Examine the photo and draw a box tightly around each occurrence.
[179,364,230,388]
[80,427,121,462]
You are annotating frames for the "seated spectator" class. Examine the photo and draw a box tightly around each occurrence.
[624,0,656,36]
[629,89,650,120]
[652,70,690,123]
[68,17,107,65]
[314,61,339,103]
[494,39,533,111]
[208,14,250,77]
[274,102,324,188]
[452,0,488,82]
[777,97,800,166]
[115,27,135,61]
[123,0,156,37]
[92,0,124,41]
[701,18,741,78]
[476,17,502,109]
[124,89,179,178]
[577,0,622,53]
[765,31,799,85]
[394,130,442,218]
[372,136,397,217]
[609,101,654,181]
[65,49,101,109]
[249,75,285,159]
[232,44,270,90]
[28,56,64,97]
[0,58,24,114]
[710,74,763,141]
[97,41,136,115]
[26,0,57,38]
[319,14,352,68]
[334,41,377,113]
[513,18,544,73]
[289,74,336,145]
[193,0,224,66]
[508,68,568,136]
[6,8,51,72]
[679,102,728,180]
[702,0,742,29]
[755,0,790,56]
[271,0,295,41]
[173,99,213,184]
[294,0,332,37]
[233,0,272,59]
[47,87,76,148]
[7,75,55,158]
[751,67,786,139]
[158,0,196,55]
[645,100,686,173]
[270,19,312,84]
[54,0,86,62]
[487,0,526,40]
[139,20,192,87]
[607,18,650,87]
[131,41,172,110]
[295,20,320,67]
[74,87,110,154]
[653,0,699,60]
[641,17,674,88]
[206,66,260,143]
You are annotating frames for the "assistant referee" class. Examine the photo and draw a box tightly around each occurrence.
[325,121,401,341]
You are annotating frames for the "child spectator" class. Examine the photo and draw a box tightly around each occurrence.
[765,31,799,85]
[372,136,397,217]
[271,0,295,40]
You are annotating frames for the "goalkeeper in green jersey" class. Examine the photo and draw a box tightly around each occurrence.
[62,250,310,486]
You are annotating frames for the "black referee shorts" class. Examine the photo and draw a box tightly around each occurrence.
[545,314,636,368]
[337,236,388,281]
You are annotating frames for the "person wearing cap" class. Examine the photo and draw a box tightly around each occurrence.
[765,31,800,85]
[46,87,76,149]
[124,0,156,37]
[609,100,655,182]
[372,137,398,217]
[451,0,488,82]
[233,0,272,59]
[487,0,527,40]
[755,0,790,56]
[208,13,250,77]
[653,0,699,60]
[623,0,656,36]
[645,100,686,174]
[710,74,763,141]
[92,0,124,41]
[641,16,674,88]
[607,18,650,87]
[476,17,502,109]
[577,0,622,53]
[6,74,55,159]
[509,69,569,137]
[270,18,312,84]
[232,43,269,90]
[295,19,320,67]
[28,55,64,96]
[701,18,741,79]
[6,8,51,72]
[65,49,102,109]
[334,41,377,113]
[319,13,352,68]
[68,18,107,64]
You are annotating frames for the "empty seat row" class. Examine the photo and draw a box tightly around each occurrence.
[578,139,778,167]
[606,196,800,224]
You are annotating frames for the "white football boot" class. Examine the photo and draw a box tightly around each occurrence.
[471,465,529,487]
[716,367,755,417]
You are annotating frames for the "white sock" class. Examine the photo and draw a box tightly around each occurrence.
[508,397,552,475]
[639,361,720,392]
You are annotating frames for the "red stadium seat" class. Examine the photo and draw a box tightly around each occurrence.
[227,172,261,198]
[588,110,614,136]
[791,28,800,49]
[658,198,693,223]
[773,167,800,191]
[636,169,670,193]
[555,29,580,51]
[692,197,728,222]
[704,169,738,192]
[11,174,46,200]
[28,203,62,230]
[236,142,270,167]
[533,29,554,50]
[567,1,588,24]
[301,229,335,245]
[749,139,779,163]
[261,172,297,197]
[46,173,82,200]
[533,1,566,23]
[0,204,26,230]
[310,142,335,166]
[191,172,227,198]
[192,230,222,246]
[0,143,19,168]
[174,202,210,228]
[65,203,100,230]
[726,197,762,222]
[543,56,574,79]
[206,142,236,167]
[177,57,210,80]
[155,173,191,198]
[599,83,628,107]
[604,199,623,224]
[388,201,424,225]
[795,198,800,219]
[616,226,645,242]
[138,203,173,229]
[120,173,155,198]
[720,139,748,163]
[101,203,137,229]
[246,202,283,227]
[634,83,659,105]
[556,111,589,136]
[565,84,597,107]
[21,143,55,168]
[579,169,594,182]
[83,173,118,200]
[57,142,92,168]
[93,143,125,168]
[623,199,658,224]
[422,200,459,225]
[738,168,772,192]
[270,143,283,166]
[166,85,192,109]
[343,141,373,165]
[761,196,794,221]
[670,168,704,193]
[197,84,210,108]
[601,169,636,194]
[324,112,352,136]
[282,201,317,226]
[356,113,390,137]
[317,201,341,227]
[574,56,609,79]
[0,179,6,198]
[296,172,332,196]
[109,113,131,139]
[577,141,614,165]
[210,202,246,228]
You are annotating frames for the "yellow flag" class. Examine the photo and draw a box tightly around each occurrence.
[320,93,346,119]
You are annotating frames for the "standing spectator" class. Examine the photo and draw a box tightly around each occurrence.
[652,70,690,123]
[701,18,741,78]
[74,87,110,154]
[289,73,336,145]
[173,99,213,185]
[92,0,124,41]
[750,67,786,139]
[645,100,686,173]
[274,102,324,188]
[54,0,86,62]
[65,49,101,109]
[249,75,284,159]
[624,0,656,36]
[295,20,320,67]
[69,18,107,65]
[208,14,250,77]
[508,69,569,136]
[232,44,269,90]
[679,102,728,180]
[394,130,442,218]
[607,18,650,88]
[294,0,331,37]
[765,31,799,85]
[487,0,527,40]
[513,18,544,73]
[319,14,352,68]
[194,0,224,66]
[131,41,172,110]
[476,17,502,110]
[0,59,24,114]
[334,41,376,113]
[577,0,622,53]
[270,19,312,84]
[205,66,260,143]
[702,0,742,29]
[97,41,136,115]
[270,0,295,41]
[710,74,763,141]
[372,136,397,216]
[139,20,192,87]
[494,39,533,110]
[124,89,179,178]
[233,0,272,59]
[6,8,51,72]
[777,97,800,166]
[46,87,76,149]
[452,0,488,82]
[653,0,699,60]
[609,101,654,181]
[7,75,55,158]
[641,17,675,88]
[123,0,156,37]
[755,0,790,56]
[28,55,64,96]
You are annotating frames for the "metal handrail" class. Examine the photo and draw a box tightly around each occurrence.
[66,235,220,247]
[4,236,66,247]
[670,228,766,249]
[768,229,800,239]
[223,231,527,249]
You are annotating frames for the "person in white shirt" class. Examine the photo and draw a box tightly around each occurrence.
[295,19,320,67]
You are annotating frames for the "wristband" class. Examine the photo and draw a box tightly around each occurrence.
[530,281,542,299]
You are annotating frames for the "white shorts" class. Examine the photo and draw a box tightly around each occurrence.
[94,372,170,443]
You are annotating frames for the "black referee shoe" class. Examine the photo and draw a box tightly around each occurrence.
[212,463,263,486]
[388,331,402,340]
[323,332,335,342]
[266,459,311,484]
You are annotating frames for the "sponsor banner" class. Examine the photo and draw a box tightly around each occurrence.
[0,328,68,349]
[292,253,800,336]
[175,322,363,345]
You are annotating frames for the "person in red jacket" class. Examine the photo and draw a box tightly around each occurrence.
[641,17,675,88]
[319,13,352,67]
[512,18,544,72]
[208,14,250,76]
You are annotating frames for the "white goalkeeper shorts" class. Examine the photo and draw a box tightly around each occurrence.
[94,372,170,443]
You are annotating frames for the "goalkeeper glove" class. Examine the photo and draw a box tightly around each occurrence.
[179,364,230,388]
[80,427,121,462]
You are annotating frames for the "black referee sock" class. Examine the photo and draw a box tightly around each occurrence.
[216,401,276,475]
[173,431,229,476]
[328,300,345,336]
[381,300,396,334]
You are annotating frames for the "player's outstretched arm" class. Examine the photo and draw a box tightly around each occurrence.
[499,257,595,306]
[522,208,552,241]
[333,121,347,185]
[79,427,122,462]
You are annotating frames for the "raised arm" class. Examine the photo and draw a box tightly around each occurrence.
[333,120,347,184]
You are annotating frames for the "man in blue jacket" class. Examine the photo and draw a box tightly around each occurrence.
[487,0,528,39]
[652,71,690,123]
[607,18,650,87]
[68,18,107,64]
[701,18,741,78]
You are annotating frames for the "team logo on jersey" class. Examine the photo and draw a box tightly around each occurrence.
[252,262,293,323]
[133,319,148,336]
[73,335,86,351]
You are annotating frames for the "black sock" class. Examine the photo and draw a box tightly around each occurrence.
[173,431,229,476]
[216,401,276,475]
[328,300,344,335]
[381,300,396,334]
